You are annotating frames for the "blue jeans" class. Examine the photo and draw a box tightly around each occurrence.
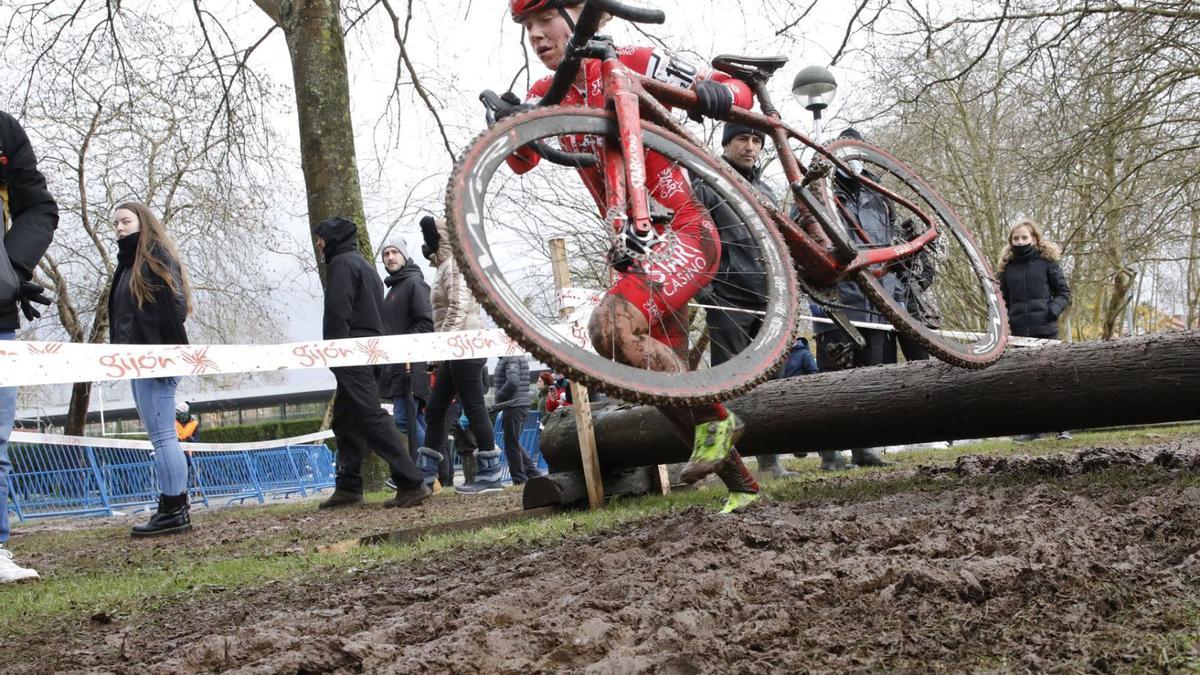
[393,397,427,448]
[0,332,15,544]
[131,377,188,496]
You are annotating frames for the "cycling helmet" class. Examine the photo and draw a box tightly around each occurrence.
[509,0,583,22]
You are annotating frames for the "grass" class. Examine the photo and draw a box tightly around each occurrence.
[3,423,1200,644]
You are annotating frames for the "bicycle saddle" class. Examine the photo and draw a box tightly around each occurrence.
[712,54,789,80]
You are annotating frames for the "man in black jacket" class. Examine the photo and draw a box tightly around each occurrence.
[0,111,56,583]
[692,123,796,480]
[492,355,542,484]
[377,235,433,456]
[314,217,429,509]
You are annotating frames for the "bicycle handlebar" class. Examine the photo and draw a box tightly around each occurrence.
[479,90,598,168]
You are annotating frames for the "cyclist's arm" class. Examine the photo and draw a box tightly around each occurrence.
[629,47,753,111]
[505,80,554,175]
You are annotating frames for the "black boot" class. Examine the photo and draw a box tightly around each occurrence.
[131,493,192,538]
[383,481,432,508]
[318,489,365,510]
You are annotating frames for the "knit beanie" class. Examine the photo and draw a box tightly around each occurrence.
[380,234,410,262]
[721,122,767,146]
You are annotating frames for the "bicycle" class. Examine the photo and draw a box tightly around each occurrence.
[445,0,1008,406]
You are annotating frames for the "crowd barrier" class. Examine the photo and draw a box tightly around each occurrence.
[6,412,547,522]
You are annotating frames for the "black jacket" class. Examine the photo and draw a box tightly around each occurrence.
[809,170,901,334]
[316,218,386,340]
[692,158,774,310]
[107,233,188,345]
[1000,248,1071,339]
[493,355,531,409]
[379,260,434,403]
[1,111,58,331]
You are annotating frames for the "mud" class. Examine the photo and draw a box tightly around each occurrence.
[9,441,1200,673]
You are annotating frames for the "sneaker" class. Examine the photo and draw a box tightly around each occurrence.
[681,413,743,484]
[0,548,39,583]
[718,491,760,514]
[1056,431,1073,441]
[456,478,505,495]
[385,477,397,490]
[383,483,432,508]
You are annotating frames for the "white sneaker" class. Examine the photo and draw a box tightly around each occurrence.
[0,547,39,583]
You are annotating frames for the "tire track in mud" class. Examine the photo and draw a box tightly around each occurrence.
[14,441,1200,673]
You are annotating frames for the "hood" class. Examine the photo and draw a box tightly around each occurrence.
[314,216,359,262]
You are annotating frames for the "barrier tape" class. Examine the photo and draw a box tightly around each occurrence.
[1,287,1051,387]
[9,429,335,453]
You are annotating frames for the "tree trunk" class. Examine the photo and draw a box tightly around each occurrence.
[64,381,93,435]
[538,332,1200,472]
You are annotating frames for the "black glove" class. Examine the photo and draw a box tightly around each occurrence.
[17,281,51,321]
[419,215,440,259]
[492,91,532,124]
[690,79,734,122]
[819,339,856,371]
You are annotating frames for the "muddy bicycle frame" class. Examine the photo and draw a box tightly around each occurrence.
[527,0,940,290]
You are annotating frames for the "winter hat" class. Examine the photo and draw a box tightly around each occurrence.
[721,122,767,146]
[419,215,441,260]
[313,216,358,248]
[838,127,864,141]
[380,234,409,262]
[175,401,189,414]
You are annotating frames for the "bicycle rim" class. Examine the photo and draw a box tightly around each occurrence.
[819,139,1008,367]
[446,106,798,404]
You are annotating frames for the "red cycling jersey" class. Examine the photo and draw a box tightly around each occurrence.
[508,46,753,349]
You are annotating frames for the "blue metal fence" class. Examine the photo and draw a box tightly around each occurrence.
[491,410,548,481]
[5,432,336,521]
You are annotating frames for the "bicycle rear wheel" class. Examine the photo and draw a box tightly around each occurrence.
[818,139,1008,367]
[446,106,798,405]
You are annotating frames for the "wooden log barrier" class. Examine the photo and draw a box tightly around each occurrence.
[538,331,1200,472]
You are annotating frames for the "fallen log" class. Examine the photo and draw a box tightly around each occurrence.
[539,331,1200,472]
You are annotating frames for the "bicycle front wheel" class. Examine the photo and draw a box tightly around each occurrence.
[819,139,1008,367]
[446,106,798,405]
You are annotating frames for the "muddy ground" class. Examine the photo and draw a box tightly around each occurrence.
[8,440,1200,673]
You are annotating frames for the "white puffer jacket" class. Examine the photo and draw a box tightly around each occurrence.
[427,218,483,332]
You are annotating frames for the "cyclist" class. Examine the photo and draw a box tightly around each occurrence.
[502,0,761,512]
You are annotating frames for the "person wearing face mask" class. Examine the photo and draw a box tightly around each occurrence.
[108,202,195,537]
[998,219,1072,441]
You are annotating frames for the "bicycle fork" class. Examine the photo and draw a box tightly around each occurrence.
[604,59,655,242]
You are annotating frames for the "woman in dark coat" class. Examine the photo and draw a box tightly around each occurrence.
[108,201,193,537]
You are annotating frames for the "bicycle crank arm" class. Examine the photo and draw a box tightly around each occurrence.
[827,309,867,349]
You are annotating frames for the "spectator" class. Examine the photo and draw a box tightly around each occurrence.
[536,372,557,414]
[694,122,797,480]
[781,336,818,378]
[493,355,543,484]
[415,216,505,495]
[1000,219,1072,442]
[108,202,196,537]
[377,234,433,455]
[807,127,900,468]
[888,215,939,363]
[313,216,430,510]
[175,401,200,443]
[0,110,56,581]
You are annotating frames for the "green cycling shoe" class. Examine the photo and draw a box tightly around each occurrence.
[680,413,744,484]
[719,491,761,514]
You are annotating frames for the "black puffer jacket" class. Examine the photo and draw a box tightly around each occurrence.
[0,111,58,331]
[691,158,775,310]
[493,355,531,409]
[379,259,434,402]
[107,233,188,345]
[316,217,386,340]
[1000,247,1071,339]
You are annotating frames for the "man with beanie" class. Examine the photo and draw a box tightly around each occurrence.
[0,110,56,583]
[313,216,430,509]
[692,122,797,480]
[377,234,434,468]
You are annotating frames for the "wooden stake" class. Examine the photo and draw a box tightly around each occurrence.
[549,238,605,510]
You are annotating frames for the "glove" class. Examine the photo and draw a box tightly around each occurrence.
[492,91,532,124]
[17,281,51,321]
[819,339,856,371]
[690,79,734,122]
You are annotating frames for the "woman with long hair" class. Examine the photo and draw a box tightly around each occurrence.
[107,201,194,537]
